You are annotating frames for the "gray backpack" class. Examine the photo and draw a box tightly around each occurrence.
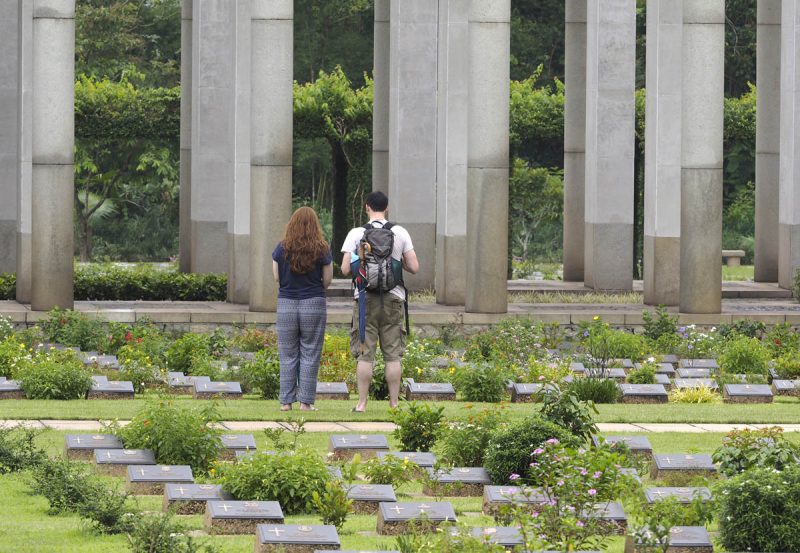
[360,222,401,293]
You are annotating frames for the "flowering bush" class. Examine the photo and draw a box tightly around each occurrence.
[318,333,356,390]
[165,333,212,373]
[764,323,800,357]
[773,351,800,379]
[668,385,721,404]
[436,406,506,467]
[464,318,552,367]
[118,344,162,393]
[676,324,718,361]
[0,337,31,378]
[453,362,508,402]
[389,402,444,452]
[521,355,571,383]
[363,454,418,489]
[627,357,658,384]
[15,349,93,400]
[718,335,771,376]
[42,308,108,352]
[229,327,277,353]
[401,337,445,376]
[0,315,13,341]
[712,426,799,477]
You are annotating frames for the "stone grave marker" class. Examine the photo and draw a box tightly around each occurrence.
[450,527,523,547]
[570,362,586,374]
[423,467,491,496]
[618,383,668,404]
[91,375,108,385]
[592,436,653,458]
[654,373,672,389]
[678,359,718,370]
[405,380,456,401]
[723,383,774,404]
[65,434,123,460]
[193,381,243,400]
[588,501,627,534]
[347,483,397,514]
[510,383,543,403]
[772,379,799,397]
[664,526,713,552]
[482,486,547,516]
[610,358,634,370]
[586,368,627,380]
[327,465,343,479]
[660,354,679,365]
[644,487,712,504]
[676,368,712,379]
[127,464,194,495]
[619,467,642,483]
[313,551,398,553]
[167,371,184,379]
[168,375,211,395]
[163,483,233,514]
[650,454,716,482]
[255,524,340,552]
[0,380,24,399]
[206,500,284,535]
[87,379,135,400]
[315,382,349,400]
[673,379,719,391]
[329,434,389,460]
[94,448,155,476]
[220,434,257,460]
[652,363,676,376]
[376,502,457,535]
[83,354,120,370]
[376,451,437,468]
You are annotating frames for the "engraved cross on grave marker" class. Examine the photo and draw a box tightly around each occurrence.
[176,486,186,495]
[140,468,146,476]
[75,437,81,444]
[221,504,230,512]
[391,505,405,514]
[268,528,284,537]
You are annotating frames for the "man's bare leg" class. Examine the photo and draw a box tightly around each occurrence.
[385,360,402,408]
[355,361,374,412]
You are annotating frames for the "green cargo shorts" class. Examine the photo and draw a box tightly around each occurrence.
[350,294,407,363]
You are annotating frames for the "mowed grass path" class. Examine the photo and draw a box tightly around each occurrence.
[1,395,799,424]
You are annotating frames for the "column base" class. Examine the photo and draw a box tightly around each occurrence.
[190,220,228,274]
[643,234,680,306]
[0,219,16,274]
[584,222,633,291]
[15,231,31,303]
[227,232,250,304]
[778,223,800,290]
[435,233,466,305]
[755,151,779,282]
[563,151,586,282]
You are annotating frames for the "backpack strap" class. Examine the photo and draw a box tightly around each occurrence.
[383,221,395,230]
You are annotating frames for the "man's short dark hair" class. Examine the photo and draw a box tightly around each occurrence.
[366,191,389,212]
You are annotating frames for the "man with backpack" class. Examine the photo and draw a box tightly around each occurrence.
[341,191,419,413]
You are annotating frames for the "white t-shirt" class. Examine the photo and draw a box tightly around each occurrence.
[341,219,414,300]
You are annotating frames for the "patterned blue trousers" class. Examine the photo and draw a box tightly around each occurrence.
[277,296,327,405]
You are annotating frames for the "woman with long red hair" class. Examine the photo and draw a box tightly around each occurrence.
[272,206,333,411]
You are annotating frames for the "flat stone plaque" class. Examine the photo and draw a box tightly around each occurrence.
[665,525,713,551]
[676,368,712,379]
[405,380,456,401]
[167,371,185,379]
[588,501,627,534]
[127,464,194,495]
[220,434,257,460]
[511,383,543,403]
[678,359,718,370]
[673,379,719,391]
[772,379,799,396]
[193,381,242,399]
[168,375,211,394]
[83,354,120,369]
[593,435,653,457]
[95,448,156,476]
[586,368,627,380]
[207,501,284,535]
[87,380,135,400]
[329,434,389,460]
[376,502,456,535]
[163,483,232,514]
[654,373,672,388]
[315,382,349,400]
[347,484,397,514]
[449,527,522,547]
[619,384,668,404]
[482,486,547,515]
[65,434,123,460]
[423,467,491,497]
[570,362,586,374]
[91,375,108,385]
[723,384,773,404]
[650,454,717,482]
[644,487,711,504]
[327,465,343,479]
[0,380,24,399]
[256,524,340,552]
[610,358,634,369]
[376,451,436,468]
[660,354,679,364]
[655,363,676,376]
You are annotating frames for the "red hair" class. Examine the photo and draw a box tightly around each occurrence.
[282,207,329,274]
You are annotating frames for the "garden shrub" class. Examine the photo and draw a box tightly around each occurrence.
[0,337,31,378]
[401,337,445,375]
[165,333,212,373]
[238,350,280,398]
[0,273,14,301]
[676,325,719,360]
[568,377,620,404]
[764,323,800,357]
[464,318,551,367]
[718,319,766,340]
[318,332,356,390]
[363,455,418,489]
[712,427,799,477]
[641,306,678,342]
[42,308,108,352]
[369,357,389,400]
[0,315,13,341]
[717,465,800,553]
[629,495,714,553]
[627,361,657,384]
[214,449,330,515]
[773,351,800,379]
[436,407,505,467]
[229,328,277,353]
[73,264,226,301]
[396,524,508,553]
[118,344,162,393]
[484,415,574,484]
[454,363,507,402]
[389,402,444,452]
[522,356,571,383]
[115,400,222,474]
[718,335,771,375]
[537,382,598,441]
[312,480,351,531]
[0,426,47,473]
[580,317,645,367]
[15,350,93,400]
[668,385,720,404]
[127,511,219,553]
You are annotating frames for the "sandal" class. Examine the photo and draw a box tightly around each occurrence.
[280,404,292,412]
[351,406,365,413]
[300,404,318,411]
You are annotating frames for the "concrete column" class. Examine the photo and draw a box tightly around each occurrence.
[372,0,389,194]
[16,0,32,302]
[779,0,800,289]
[755,0,780,282]
[643,0,682,306]
[584,0,635,291]
[190,0,236,274]
[0,1,19,274]
[465,0,510,314]
[680,0,725,312]
[227,0,251,304]
[562,0,586,283]
[179,0,192,272]
[30,0,75,310]
[435,0,468,306]
[249,0,292,312]
[388,0,439,291]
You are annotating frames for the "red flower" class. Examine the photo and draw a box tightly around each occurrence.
[125,332,133,342]
[775,339,782,346]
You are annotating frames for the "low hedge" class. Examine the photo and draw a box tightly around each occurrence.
[0,266,226,302]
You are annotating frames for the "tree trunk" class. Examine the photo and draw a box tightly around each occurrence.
[331,142,350,263]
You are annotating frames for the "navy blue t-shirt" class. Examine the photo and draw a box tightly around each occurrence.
[272,242,332,300]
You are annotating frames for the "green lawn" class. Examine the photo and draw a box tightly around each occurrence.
[1,395,798,424]
[722,264,754,281]
[8,428,778,553]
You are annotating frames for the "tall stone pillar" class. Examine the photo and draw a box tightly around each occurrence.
[643,0,682,306]
[16,0,33,302]
[0,1,19,274]
[372,0,389,194]
[388,0,438,290]
[249,0,292,312]
[584,0,635,291]
[465,0,510,313]
[435,0,468,305]
[562,0,586,283]
[179,0,192,273]
[680,0,724,313]
[30,0,75,310]
[227,0,251,303]
[779,0,800,289]
[755,0,780,282]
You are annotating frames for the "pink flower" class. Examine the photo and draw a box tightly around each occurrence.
[557,480,565,486]
[580,469,588,476]
[509,473,520,481]
[532,448,544,455]
[593,471,602,479]
[546,438,560,445]
[588,489,597,496]
[576,520,585,528]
